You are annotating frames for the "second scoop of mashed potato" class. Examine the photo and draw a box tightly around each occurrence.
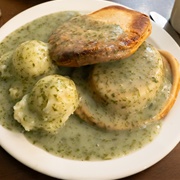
[13,74,79,133]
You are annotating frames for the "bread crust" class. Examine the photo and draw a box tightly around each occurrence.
[49,5,151,67]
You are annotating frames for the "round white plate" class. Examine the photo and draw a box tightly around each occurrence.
[0,0,180,179]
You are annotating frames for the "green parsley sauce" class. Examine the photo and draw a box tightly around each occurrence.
[0,11,164,161]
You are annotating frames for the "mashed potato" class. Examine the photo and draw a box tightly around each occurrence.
[12,40,56,78]
[13,74,79,133]
[0,40,58,100]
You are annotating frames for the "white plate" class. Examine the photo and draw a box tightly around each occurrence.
[0,0,180,179]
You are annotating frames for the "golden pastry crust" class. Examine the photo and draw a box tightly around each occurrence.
[74,50,180,130]
[49,5,151,67]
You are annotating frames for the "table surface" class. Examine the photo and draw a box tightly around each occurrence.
[0,0,179,180]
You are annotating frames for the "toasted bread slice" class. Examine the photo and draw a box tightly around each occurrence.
[49,5,151,67]
[72,43,180,130]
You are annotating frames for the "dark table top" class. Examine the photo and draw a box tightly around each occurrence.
[0,0,180,180]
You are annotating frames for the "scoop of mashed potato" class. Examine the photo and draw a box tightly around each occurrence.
[12,40,56,79]
[13,74,79,133]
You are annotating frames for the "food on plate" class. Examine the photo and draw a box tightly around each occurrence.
[13,74,79,132]
[0,6,179,160]
[49,5,151,67]
[74,42,180,130]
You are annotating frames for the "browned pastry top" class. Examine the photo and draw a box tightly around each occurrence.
[49,5,151,67]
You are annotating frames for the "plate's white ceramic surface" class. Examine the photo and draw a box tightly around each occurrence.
[0,0,180,179]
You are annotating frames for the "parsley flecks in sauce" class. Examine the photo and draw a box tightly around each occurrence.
[0,11,169,161]
[49,15,123,61]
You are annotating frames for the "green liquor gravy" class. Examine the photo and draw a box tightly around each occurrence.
[0,11,170,161]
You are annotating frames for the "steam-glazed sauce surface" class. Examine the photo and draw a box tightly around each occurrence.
[0,11,171,160]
